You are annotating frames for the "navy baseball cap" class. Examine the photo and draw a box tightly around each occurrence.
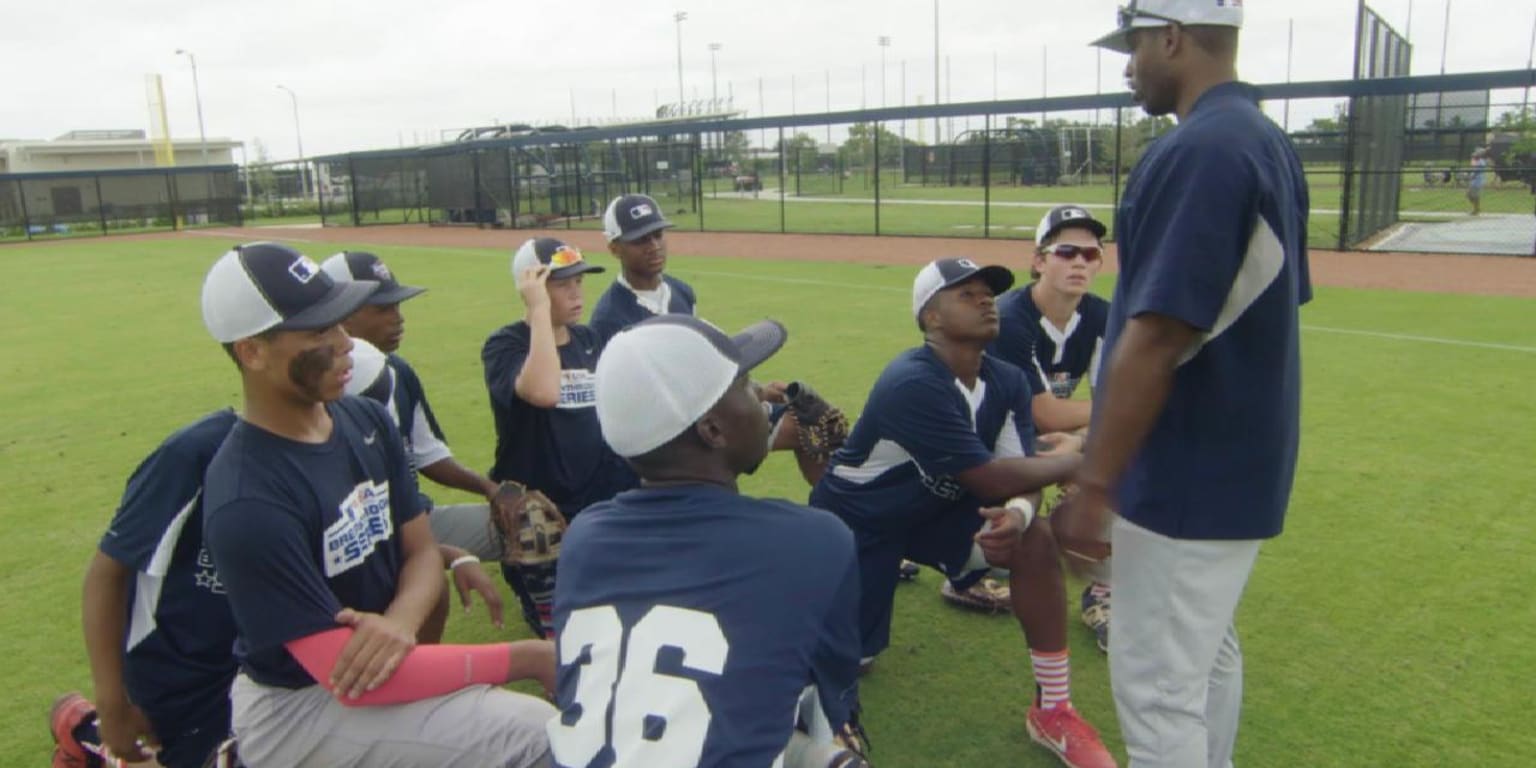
[511,237,606,287]
[201,242,377,343]
[911,258,1015,322]
[1035,205,1108,247]
[320,251,426,305]
[602,194,674,243]
[596,314,788,457]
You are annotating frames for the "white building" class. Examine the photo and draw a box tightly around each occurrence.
[0,130,241,174]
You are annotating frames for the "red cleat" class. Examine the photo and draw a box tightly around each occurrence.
[1026,702,1117,768]
[49,693,95,768]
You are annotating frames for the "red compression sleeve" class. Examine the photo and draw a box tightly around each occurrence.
[286,628,512,707]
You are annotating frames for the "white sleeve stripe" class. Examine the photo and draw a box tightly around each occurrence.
[1180,216,1286,366]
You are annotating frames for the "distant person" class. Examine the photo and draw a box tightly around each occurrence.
[1468,148,1490,216]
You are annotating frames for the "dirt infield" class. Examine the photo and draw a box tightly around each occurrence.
[170,224,1536,298]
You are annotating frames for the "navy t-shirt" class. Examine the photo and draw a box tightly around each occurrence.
[1103,81,1312,540]
[811,345,1036,532]
[549,484,861,768]
[991,285,1108,400]
[481,322,638,515]
[589,274,697,342]
[98,410,239,727]
[203,397,423,688]
[383,353,450,511]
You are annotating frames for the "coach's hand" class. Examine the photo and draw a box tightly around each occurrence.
[331,608,418,699]
[1054,483,1113,565]
[518,266,551,314]
[975,504,1029,567]
[96,698,159,764]
[451,558,506,629]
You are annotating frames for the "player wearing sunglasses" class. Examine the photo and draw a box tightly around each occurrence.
[967,205,1113,647]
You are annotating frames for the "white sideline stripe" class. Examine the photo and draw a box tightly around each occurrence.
[182,229,317,243]
[1298,325,1536,354]
[686,269,1536,354]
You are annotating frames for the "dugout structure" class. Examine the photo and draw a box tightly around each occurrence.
[0,165,240,242]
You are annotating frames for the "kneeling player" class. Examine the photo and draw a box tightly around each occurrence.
[811,258,1115,768]
[549,315,867,767]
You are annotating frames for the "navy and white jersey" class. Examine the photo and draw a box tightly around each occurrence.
[481,322,638,514]
[98,410,239,728]
[203,397,422,688]
[549,484,861,768]
[1105,81,1311,541]
[589,273,698,342]
[811,345,1036,531]
[991,285,1109,400]
[379,353,450,511]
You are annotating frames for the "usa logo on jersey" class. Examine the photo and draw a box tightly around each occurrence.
[324,480,394,576]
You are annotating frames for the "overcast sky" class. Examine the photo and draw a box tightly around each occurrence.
[2,0,1532,161]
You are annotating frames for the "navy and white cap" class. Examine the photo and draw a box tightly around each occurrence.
[320,251,426,305]
[911,258,1015,322]
[1035,205,1108,247]
[602,194,674,243]
[510,237,606,287]
[1091,0,1245,53]
[201,242,377,343]
[596,315,787,458]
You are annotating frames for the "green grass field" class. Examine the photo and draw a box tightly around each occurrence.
[3,236,1533,766]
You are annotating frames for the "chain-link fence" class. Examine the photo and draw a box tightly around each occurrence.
[1,166,241,242]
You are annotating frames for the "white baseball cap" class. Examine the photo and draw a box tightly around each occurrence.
[596,315,787,458]
[911,258,1015,324]
[343,336,394,405]
[1090,0,1245,54]
[201,242,378,343]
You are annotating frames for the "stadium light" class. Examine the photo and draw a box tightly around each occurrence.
[174,49,210,166]
[674,12,688,109]
[276,85,310,202]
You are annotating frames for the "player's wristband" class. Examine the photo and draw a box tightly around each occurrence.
[448,555,480,570]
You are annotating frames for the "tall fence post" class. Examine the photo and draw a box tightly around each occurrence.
[166,173,180,231]
[347,156,361,227]
[94,173,109,236]
[471,150,485,230]
[1338,102,1357,251]
[1111,109,1124,227]
[17,179,33,241]
[778,127,787,234]
[874,122,882,236]
[983,114,992,239]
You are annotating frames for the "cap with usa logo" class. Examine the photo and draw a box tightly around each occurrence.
[1035,205,1108,247]
[1090,0,1244,53]
[911,258,1015,323]
[510,237,606,287]
[201,242,378,343]
[602,194,674,243]
[320,251,426,305]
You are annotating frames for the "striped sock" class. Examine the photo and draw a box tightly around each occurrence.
[1031,650,1072,710]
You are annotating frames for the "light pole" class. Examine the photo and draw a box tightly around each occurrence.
[276,85,309,202]
[174,49,209,166]
[933,0,941,144]
[709,43,721,106]
[878,36,891,109]
[674,12,688,110]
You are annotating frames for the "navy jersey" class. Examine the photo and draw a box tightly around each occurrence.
[811,345,1036,532]
[549,484,861,768]
[589,274,698,342]
[203,397,423,688]
[383,353,450,511]
[991,285,1108,400]
[1105,81,1311,540]
[481,322,638,514]
[97,410,239,729]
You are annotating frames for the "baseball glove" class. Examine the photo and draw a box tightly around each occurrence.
[785,382,849,463]
[489,481,567,566]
